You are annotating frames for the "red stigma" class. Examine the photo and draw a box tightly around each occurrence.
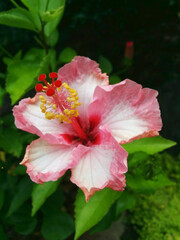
[35,83,43,92]
[38,74,46,81]
[55,80,62,87]
[35,72,60,97]
[49,72,58,78]
[46,88,55,96]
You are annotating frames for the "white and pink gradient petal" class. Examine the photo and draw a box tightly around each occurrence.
[21,138,86,184]
[13,95,77,144]
[58,56,109,130]
[88,79,162,144]
[70,128,128,201]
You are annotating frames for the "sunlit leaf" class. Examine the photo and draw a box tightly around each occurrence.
[123,136,176,154]
[5,48,49,104]
[44,0,65,37]
[74,188,121,240]
[0,8,36,31]
[127,173,174,194]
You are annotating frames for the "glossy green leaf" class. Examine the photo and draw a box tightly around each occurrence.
[127,174,174,194]
[0,225,8,240]
[42,212,74,240]
[41,6,64,22]
[74,188,121,240]
[21,0,40,12]
[7,177,33,216]
[44,0,65,37]
[31,181,60,216]
[49,29,59,47]
[90,203,116,234]
[5,48,48,104]
[123,136,176,155]
[58,47,77,63]
[0,8,36,31]
[99,55,113,74]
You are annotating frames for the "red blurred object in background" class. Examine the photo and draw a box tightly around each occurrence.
[125,41,134,60]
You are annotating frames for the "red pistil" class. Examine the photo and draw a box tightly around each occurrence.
[35,72,62,96]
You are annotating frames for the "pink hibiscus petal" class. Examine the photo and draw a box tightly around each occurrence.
[13,95,77,144]
[88,79,162,144]
[70,128,128,201]
[21,138,84,184]
[58,56,109,130]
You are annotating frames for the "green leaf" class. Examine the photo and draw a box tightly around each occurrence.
[44,0,65,37]
[11,165,26,175]
[20,0,41,13]
[0,128,23,157]
[90,203,116,234]
[109,75,121,84]
[123,136,176,155]
[116,191,136,217]
[41,6,64,22]
[0,225,8,240]
[31,180,60,216]
[7,177,33,216]
[0,86,6,107]
[5,48,48,104]
[127,174,174,194]
[0,8,36,31]
[49,29,59,47]
[41,212,74,240]
[98,55,113,74]
[58,47,77,63]
[74,188,121,240]
[0,190,4,210]
[10,204,37,235]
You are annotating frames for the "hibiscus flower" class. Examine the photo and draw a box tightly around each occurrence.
[13,56,162,201]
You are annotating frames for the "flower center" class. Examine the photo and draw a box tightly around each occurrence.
[35,72,88,141]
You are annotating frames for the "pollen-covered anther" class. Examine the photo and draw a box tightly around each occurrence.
[45,112,55,120]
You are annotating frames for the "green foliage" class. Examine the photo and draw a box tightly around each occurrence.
[0,7,37,31]
[58,47,77,63]
[42,212,74,240]
[0,86,5,107]
[44,0,66,37]
[5,48,49,104]
[10,204,37,235]
[129,187,180,240]
[123,136,176,154]
[98,55,113,74]
[0,225,8,240]
[31,180,60,216]
[124,152,180,240]
[74,188,121,240]
[7,177,33,216]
